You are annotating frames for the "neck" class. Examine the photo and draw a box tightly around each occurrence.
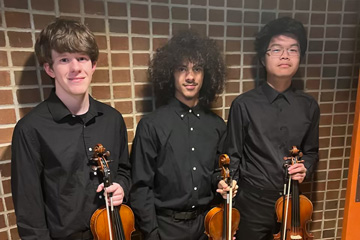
[57,92,90,115]
[176,97,199,108]
[266,75,292,93]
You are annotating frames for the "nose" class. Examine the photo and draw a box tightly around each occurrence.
[70,59,81,72]
[186,69,195,81]
[280,49,290,59]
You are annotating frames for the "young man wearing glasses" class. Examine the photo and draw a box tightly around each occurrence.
[224,17,320,239]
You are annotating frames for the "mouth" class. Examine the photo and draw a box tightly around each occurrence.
[278,63,291,68]
[183,84,198,90]
[68,77,85,82]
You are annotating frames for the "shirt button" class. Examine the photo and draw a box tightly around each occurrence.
[192,205,195,209]
[181,114,184,118]
[89,147,92,151]
[189,109,192,113]
[193,167,196,171]
[191,147,195,151]
[197,114,200,117]
[72,114,75,118]
[194,187,197,191]
[190,127,194,131]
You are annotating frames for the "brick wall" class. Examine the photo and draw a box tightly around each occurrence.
[0,0,359,239]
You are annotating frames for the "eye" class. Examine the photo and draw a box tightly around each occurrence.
[78,57,89,62]
[177,67,187,72]
[271,47,282,53]
[289,48,299,53]
[193,66,203,73]
[59,58,69,63]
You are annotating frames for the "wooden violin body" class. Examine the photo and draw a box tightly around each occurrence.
[90,204,135,240]
[204,154,240,240]
[273,146,314,240]
[204,205,240,240]
[273,194,313,240]
[90,144,135,240]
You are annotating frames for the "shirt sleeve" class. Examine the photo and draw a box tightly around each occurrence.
[113,116,131,201]
[223,99,246,181]
[129,119,160,240]
[301,99,320,179]
[11,123,52,240]
[211,121,227,192]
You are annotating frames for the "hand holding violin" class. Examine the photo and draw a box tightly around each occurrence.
[288,163,307,183]
[217,180,238,199]
[97,182,125,206]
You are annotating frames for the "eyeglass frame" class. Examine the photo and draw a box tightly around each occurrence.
[266,44,301,57]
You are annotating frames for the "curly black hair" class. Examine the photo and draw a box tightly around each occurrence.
[255,17,307,62]
[149,29,226,107]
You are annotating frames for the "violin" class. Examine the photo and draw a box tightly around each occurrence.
[90,144,135,240]
[273,146,314,240]
[204,154,240,240]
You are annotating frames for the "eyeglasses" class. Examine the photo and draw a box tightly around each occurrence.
[266,45,300,57]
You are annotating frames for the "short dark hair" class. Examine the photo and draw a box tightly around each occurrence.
[149,29,226,107]
[35,18,99,67]
[255,17,307,61]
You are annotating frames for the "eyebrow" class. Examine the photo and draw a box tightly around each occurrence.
[269,43,300,48]
[176,63,203,68]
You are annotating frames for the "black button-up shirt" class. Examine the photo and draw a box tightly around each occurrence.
[224,83,319,190]
[130,98,226,236]
[11,90,131,239]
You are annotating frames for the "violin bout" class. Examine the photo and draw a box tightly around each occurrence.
[90,204,135,240]
[273,191,314,240]
[204,206,240,240]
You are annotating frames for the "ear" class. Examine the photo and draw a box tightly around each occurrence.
[43,63,55,78]
[91,61,97,72]
[260,57,265,67]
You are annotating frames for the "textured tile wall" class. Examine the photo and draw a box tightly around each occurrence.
[0,0,359,239]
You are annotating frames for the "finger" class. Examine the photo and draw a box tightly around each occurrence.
[216,189,228,199]
[96,183,104,192]
[218,180,229,189]
[111,196,124,206]
[288,163,304,170]
[289,166,306,174]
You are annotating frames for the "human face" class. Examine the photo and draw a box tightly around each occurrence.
[263,34,300,81]
[44,50,96,100]
[174,62,204,107]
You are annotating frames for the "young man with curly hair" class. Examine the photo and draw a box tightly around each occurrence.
[130,30,233,240]
[11,19,131,240]
[224,17,320,239]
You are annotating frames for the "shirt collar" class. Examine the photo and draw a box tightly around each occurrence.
[168,98,203,119]
[47,89,101,123]
[261,82,295,105]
